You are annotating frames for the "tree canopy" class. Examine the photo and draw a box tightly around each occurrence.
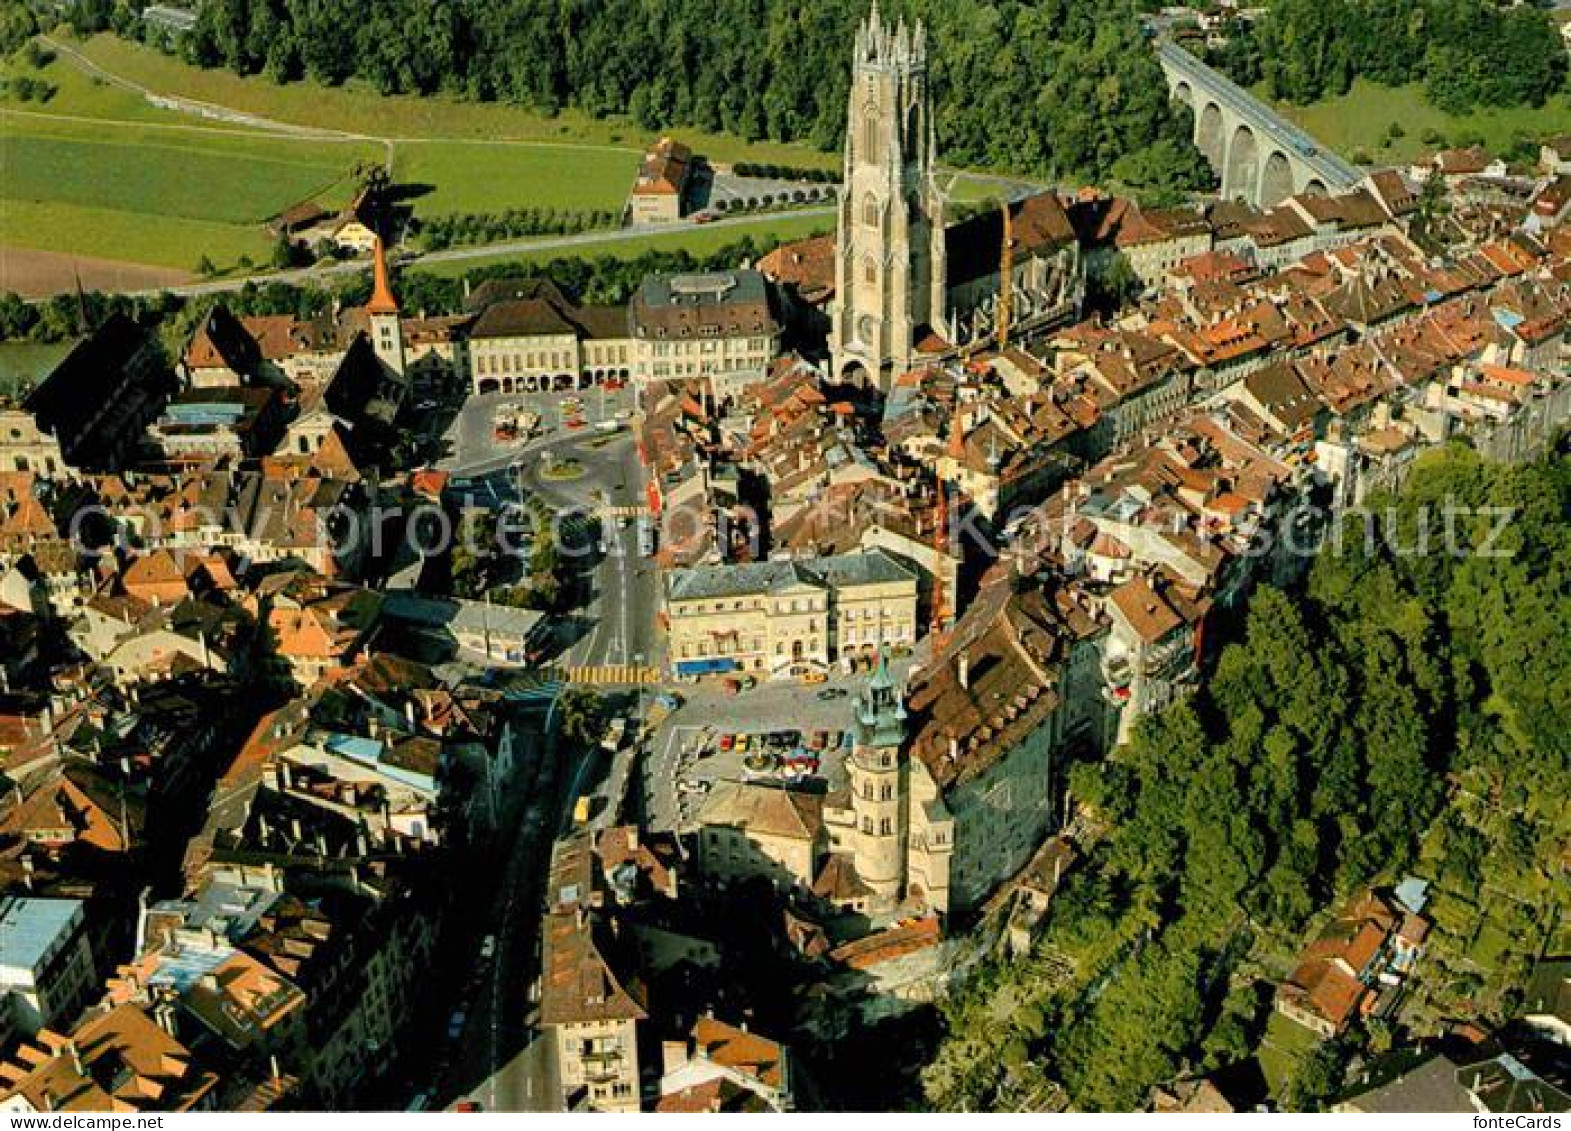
[1213,0,1568,115]
[162,0,1209,196]
[923,443,1571,1111]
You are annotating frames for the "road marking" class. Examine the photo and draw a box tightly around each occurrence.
[549,664,661,686]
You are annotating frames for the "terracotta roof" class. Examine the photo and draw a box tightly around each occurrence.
[690,1016,786,1090]
[183,305,260,375]
[0,1002,219,1112]
[1109,574,1186,644]
[829,915,941,970]
[757,234,836,303]
[697,780,822,841]
[632,137,692,197]
[538,910,647,1026]
[946,191,1076,286]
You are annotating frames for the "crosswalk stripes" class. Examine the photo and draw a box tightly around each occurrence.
[595,504,651,519]
[503,680,565,703]
[551,664,663,687]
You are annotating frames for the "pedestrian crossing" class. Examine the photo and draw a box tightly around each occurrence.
[501,680,565,703]
[596,504,650,519]
[549,664,663,687]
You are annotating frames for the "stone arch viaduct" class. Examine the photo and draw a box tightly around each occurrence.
[1157,40,1361,208]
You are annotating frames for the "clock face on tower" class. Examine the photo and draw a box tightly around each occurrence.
[858,314,877,344]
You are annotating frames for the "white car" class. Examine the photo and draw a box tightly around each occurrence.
[480,935,497,960]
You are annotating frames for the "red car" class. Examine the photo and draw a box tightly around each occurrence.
[719,733,735,752]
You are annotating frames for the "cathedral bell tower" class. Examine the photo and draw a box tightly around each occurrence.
[830,3,947,392]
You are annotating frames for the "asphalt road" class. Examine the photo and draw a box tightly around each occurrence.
[412,707,558,1113]
[112,207,835,300]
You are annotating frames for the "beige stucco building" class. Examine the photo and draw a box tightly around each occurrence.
[467,296,632,394]
[663,549,917,680]
[629,271,782,396]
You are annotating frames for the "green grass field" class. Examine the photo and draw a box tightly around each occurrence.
[0,32,840,278]
[1257,1011,1318,1098]
[2,129,368,224]
[1266,79,1571,164]
[390,141,636,216]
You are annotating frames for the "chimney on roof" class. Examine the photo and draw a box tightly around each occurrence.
[153,991,179,1039]
[957,649,970,689]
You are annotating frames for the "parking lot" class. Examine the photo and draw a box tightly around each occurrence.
[657,720,853,829]
[695,168,835,216]
[640,675,888,831]
[442,387,636,477]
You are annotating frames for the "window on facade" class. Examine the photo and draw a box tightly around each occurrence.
[862,193,880,227]
[863,256,878,286]
[862,108,880,162]
[880,818,892,835]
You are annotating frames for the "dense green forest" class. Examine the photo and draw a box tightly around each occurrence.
[81,0,1211,200]
[1211,0,1568,114]
[923,444,1571,1111]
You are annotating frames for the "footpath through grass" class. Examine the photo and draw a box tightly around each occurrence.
[1,32,839,277]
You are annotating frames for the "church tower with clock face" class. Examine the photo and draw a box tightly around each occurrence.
[830,3,948,392]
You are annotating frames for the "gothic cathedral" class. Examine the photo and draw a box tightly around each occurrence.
[829,4,947,391]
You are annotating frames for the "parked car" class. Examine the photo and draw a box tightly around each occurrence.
[447,1010,467,1041]
[719,733,735,752]
[480,935,496,960]
[800,671,828,685]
